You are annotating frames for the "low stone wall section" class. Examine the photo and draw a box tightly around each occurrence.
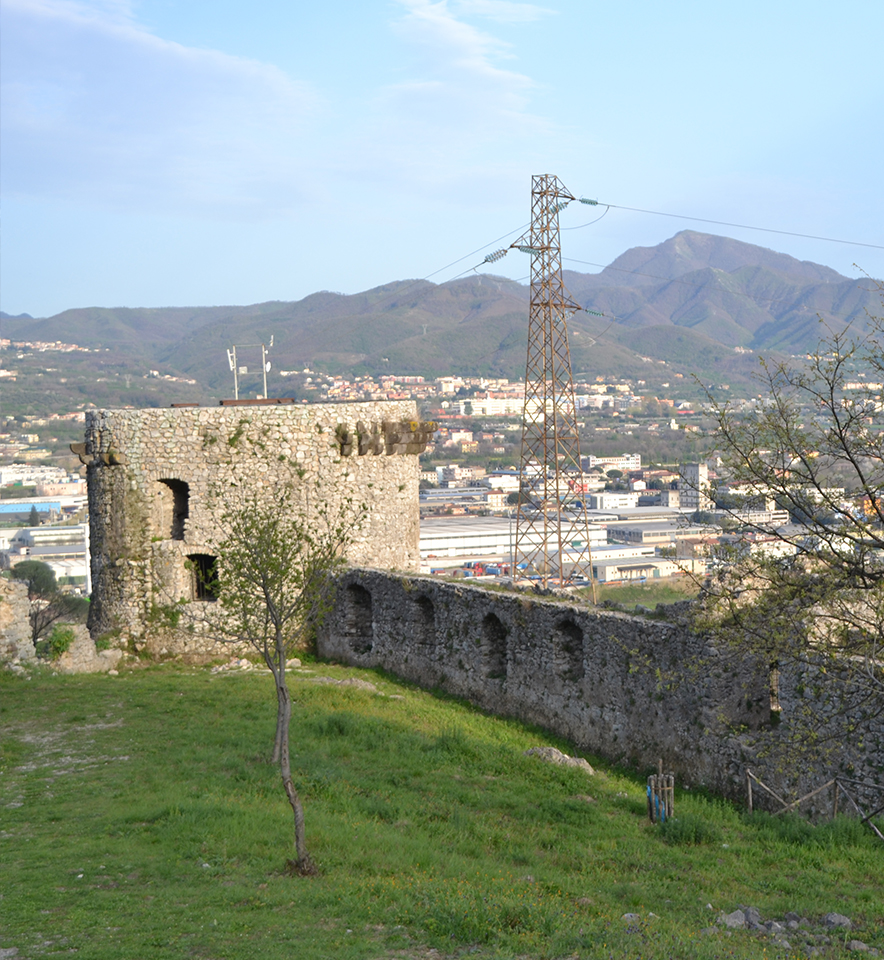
[0,578,34,663]
[56,625,123,674]
[318,569,884,810]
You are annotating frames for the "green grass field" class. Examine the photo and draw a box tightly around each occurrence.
[1,661,881,959]
[595,578,702,608]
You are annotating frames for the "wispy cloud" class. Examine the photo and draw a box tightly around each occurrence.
[343,0,552,200]
[392,0,532,87]
[0,0,319,216]
[0,0,559,224]
[454,0,555,24]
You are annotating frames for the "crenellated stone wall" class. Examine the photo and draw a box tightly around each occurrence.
[318,569,884,810]
[81,402,432,656]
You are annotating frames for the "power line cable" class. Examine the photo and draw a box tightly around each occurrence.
[345,191,880,347]
[358,223,531,318]
[561,206,611,231]
[422,224,530,281]
[594,202,884,251]
[561,256,881,327]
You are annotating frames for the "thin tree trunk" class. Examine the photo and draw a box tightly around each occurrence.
[275,649,315,875]
[268,648,285,764]
[272,713,284,763]
[272,671,286,764]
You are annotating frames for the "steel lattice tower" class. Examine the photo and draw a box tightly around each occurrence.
[513,174,595,592]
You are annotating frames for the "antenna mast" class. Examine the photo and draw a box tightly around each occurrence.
[513,174,596,594]
[225,338,273,400]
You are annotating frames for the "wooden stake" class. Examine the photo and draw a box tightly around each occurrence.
[772,779,835,816]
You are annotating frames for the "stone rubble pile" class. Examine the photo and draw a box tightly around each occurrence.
[716,907,877,955]
[209,657,302,674]
[308,676,380,693]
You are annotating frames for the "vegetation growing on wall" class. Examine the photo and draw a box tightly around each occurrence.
[695,291,884,768]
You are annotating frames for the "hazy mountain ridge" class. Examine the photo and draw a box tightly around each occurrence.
[583,231,845,288]
[3,232,880,395]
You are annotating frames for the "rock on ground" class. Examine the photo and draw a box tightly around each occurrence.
[823,913,853,931]
[524,746,594,775]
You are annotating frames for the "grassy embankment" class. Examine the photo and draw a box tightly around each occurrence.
[593,577,702,608]
[1,661,881,960]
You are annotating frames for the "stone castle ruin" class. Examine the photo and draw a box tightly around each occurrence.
[1,398,879,811]
[76,400,433,655]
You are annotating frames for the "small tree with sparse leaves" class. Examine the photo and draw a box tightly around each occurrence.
[207,484,365,875]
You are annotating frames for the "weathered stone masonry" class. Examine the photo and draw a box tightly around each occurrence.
[0,578,33,662]
[319,569,884,809]
[82,401,432,656]
[66,399,882,809]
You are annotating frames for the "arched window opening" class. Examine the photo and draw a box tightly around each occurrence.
[344,584,374,654]
[482,612,508,679]
[554,618,584,681]
[155,478,189,541]
[187,553,218,602]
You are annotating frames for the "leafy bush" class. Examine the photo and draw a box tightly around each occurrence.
[94,629,120,652]
[47,626,75,660]
[659,812,721,845]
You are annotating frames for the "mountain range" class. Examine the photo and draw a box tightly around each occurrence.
[3,231,880,397]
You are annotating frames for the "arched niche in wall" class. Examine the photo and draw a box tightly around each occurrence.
[343,583,374,654]
[482,612,508,680]
[553,618,584,682]
[414,594,436,651]
[154,478,189,541]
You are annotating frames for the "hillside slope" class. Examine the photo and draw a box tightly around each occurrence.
[4,232,879,395]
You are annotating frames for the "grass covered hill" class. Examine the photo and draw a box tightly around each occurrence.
[1,661,882,959]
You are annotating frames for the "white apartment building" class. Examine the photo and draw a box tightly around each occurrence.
[456,397,524,416]
[480,472,521,492]
[660,489,680,508]
[678,462,711,512]
[588,491,641,510]
[585,454,641,473]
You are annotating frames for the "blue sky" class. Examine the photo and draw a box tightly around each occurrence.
[2,0,882,318]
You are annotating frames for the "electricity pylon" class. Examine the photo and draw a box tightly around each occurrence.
[513,174,596,594]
